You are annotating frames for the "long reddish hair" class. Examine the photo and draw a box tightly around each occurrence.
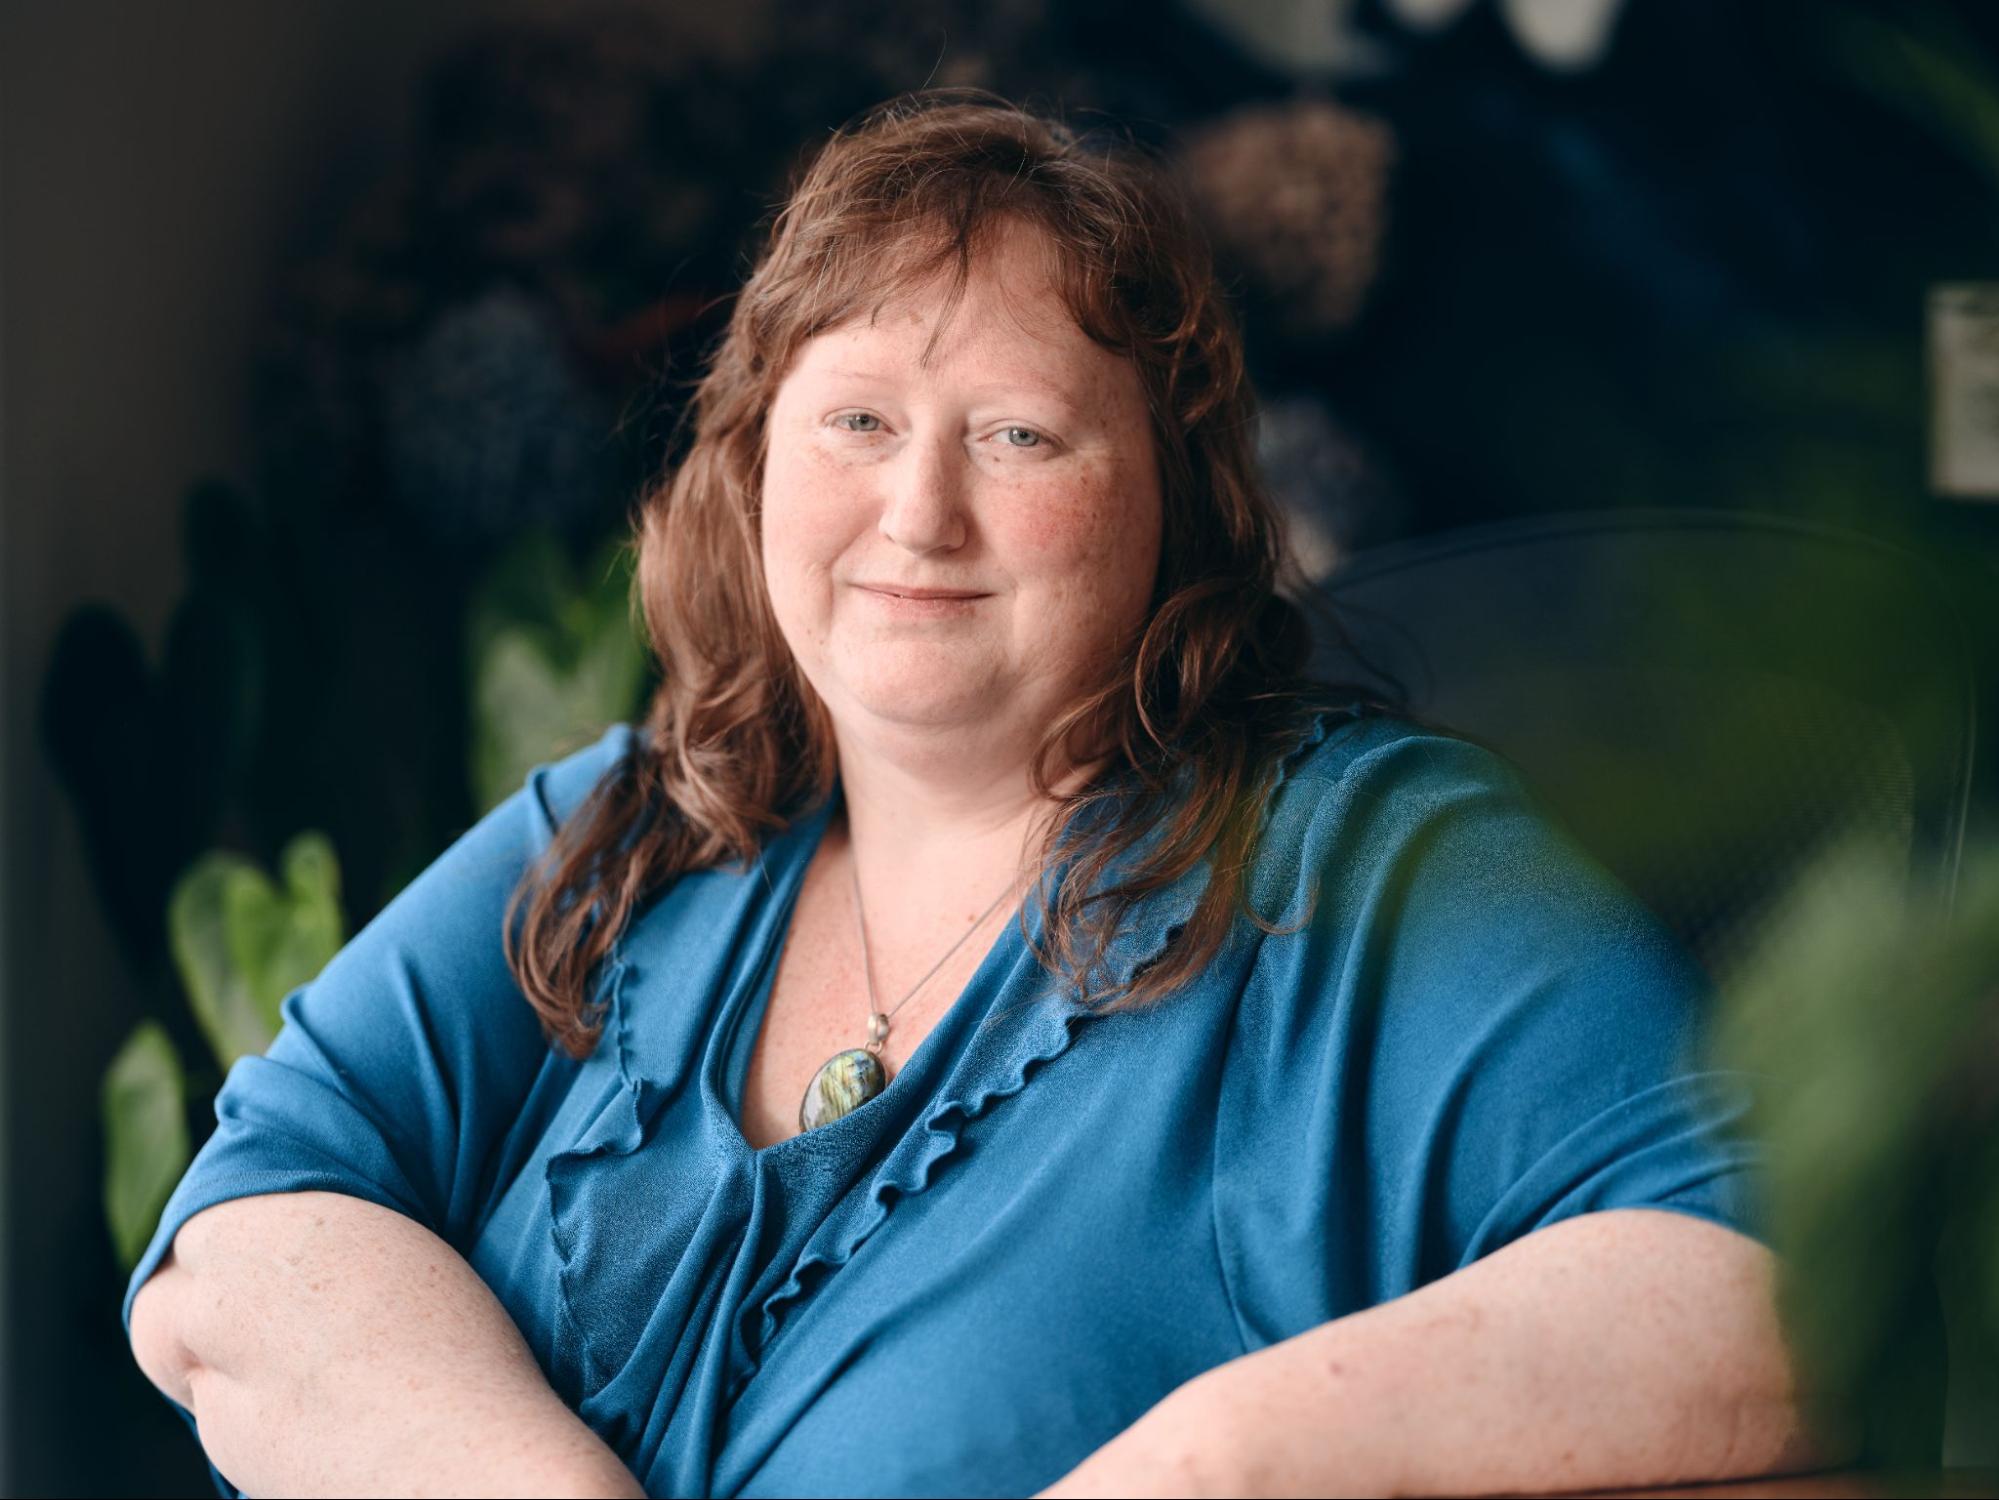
[505,89,1389,1060]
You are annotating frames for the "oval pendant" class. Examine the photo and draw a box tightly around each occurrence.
[799,1047,887,1133]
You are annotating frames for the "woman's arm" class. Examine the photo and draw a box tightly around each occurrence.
[129,1190,645,1500]
[1038,1208,1834,1498]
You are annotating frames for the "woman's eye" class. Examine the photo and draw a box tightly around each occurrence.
[829,413,1050,450]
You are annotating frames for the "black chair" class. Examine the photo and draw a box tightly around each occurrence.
[1310,508,1979,986]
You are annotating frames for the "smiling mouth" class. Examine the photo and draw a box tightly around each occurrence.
[854,584,988,601]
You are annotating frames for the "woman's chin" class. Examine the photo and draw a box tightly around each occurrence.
[843,689,997,732]
[827,669,1008,735]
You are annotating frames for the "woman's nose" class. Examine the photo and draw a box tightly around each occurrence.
[877,431,969,554]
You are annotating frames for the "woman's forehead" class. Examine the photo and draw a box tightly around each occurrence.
[816,220,1079,340]
[790,310,1085,382]
[792,275,1104,391]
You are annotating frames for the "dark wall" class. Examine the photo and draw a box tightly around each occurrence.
[0,4,494,1492]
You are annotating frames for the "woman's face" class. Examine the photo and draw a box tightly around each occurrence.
[760,220,1163,764]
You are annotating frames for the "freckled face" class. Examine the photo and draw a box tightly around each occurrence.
[759,222,1164,750]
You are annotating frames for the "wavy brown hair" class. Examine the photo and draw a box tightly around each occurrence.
[505,88,1395,1061]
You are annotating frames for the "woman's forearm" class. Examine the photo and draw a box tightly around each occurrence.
[1041,1208,1831,1498]
[128,1190,644,1499]
[1215,1210,1823,1496]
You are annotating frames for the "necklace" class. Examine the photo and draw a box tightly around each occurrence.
[796,849,1017,1133]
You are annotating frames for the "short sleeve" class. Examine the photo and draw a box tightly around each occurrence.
[1218,723,1767,1338]
[120,722,638,1488]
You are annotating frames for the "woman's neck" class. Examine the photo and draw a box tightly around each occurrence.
[829,723,1100,901]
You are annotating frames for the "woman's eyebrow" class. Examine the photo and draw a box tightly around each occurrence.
[816,367,1079,404]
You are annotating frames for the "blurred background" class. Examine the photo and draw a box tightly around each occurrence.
[5,0,1999,1492]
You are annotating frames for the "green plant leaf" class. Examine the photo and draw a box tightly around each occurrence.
[1709,831,1999,1466]
[168,833,347,1070]
[468,530,646,813]
[101,1021,190,1274]
[1823,3,1999,214]
[171,854,277,1067]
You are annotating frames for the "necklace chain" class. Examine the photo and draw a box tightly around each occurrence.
[848,849,1015,1055]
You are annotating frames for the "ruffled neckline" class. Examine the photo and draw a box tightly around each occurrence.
[546,705,1360,1409]
[728,706,1358,1383]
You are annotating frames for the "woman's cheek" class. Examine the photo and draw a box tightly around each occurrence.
[1005,460,1130,564]
[1008,467,1159,642]
[767,445,863,577]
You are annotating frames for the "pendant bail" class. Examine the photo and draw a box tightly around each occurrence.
[867,1010,891,1046]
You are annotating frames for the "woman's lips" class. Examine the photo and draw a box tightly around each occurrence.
[852,582,988,616]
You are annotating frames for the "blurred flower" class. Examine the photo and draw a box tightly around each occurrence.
[1178,0,1394,82]
[380,286,617,547]
[1383,0,1629,72]
[1255,392,1406,586]
[1498,0,1627,71]
[1178,98,1396,338]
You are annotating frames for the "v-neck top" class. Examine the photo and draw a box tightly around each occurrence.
[124,706,1766,1498]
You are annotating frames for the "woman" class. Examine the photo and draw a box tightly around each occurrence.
[125,92,1818,1497]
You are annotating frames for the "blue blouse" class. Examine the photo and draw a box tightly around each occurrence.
[125,707,1764,1498]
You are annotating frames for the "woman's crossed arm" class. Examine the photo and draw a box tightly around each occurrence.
[128,1190,645,1500]
[132,1195,1826,1497]
[1038,1208,1834,1498]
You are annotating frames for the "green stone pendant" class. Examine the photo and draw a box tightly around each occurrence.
[799,1047,887,1133]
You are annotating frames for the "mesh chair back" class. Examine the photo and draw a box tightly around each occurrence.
[1311,509,1977,983]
